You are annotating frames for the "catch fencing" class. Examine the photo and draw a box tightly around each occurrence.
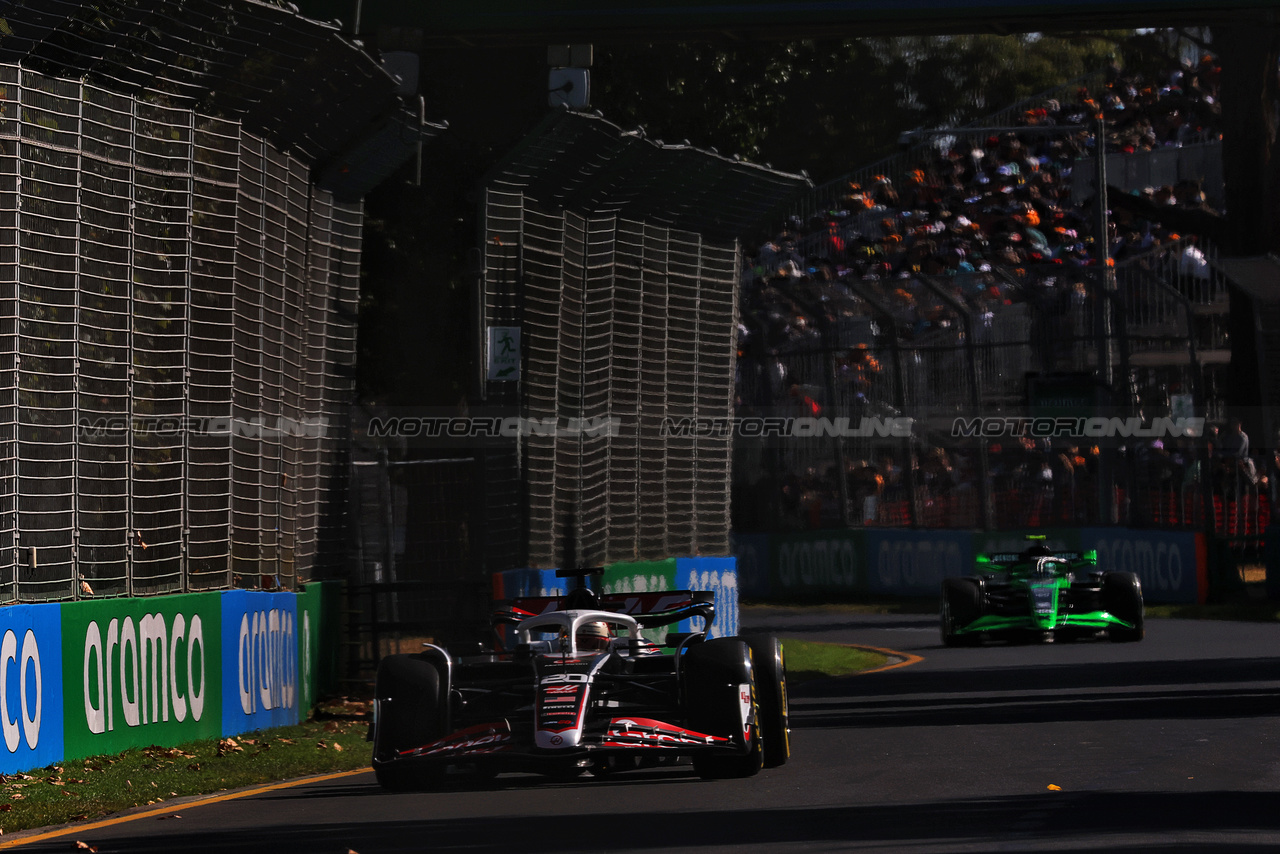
[0,64,359,603]
[483,193,738,568]
[474,111,806,572]
[735,234,1243,533]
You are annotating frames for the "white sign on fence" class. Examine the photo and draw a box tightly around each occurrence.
[487,326,520,381]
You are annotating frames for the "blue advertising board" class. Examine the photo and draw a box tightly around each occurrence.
[492,568,564,601]
[676,557,737,638]
[1081,528,1204,604]
[220,590,301,735]
[866,529,972,595]
[0,604,64,774]
[770,529,867,597]
[729,533,771,599]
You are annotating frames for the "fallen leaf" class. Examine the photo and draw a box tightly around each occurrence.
[1047,784,1062,791]
[333,743,343,752]
[74,843,97,852]
[9,794,23,800]
[0,803,11,812]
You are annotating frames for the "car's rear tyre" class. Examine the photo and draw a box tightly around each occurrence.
[372,654,445,790]
[744,634,790,768]
[683,638,763,779]
[941,577,982,647]
[1103,571,1144,642]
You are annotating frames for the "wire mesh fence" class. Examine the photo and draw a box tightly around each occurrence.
[0,64,359,603]
[734,233,1241,534]
[482,193,740,568]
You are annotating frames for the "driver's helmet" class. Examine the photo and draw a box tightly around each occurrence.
[576,620,612,651]
[1021,544,1053,560]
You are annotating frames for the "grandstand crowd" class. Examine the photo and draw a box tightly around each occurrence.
[733,52,1274,535]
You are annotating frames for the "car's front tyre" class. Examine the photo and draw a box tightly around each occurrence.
[1103,571,1144,642]
[683,638,764,779]
[941,577,982,647]
[745,633,790,768]
[372,654,445,789]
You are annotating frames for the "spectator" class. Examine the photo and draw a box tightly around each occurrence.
[1219,418,1258,487]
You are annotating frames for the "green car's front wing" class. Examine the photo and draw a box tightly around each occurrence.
[953,577,1138,635]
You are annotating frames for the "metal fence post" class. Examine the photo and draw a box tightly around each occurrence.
[126,91,137,597]
[11,67,20,602]
[72,78,83,599]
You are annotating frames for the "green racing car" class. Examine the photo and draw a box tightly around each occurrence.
[940,540,1144,645]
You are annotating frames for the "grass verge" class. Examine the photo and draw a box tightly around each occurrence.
[1,702,371,838]
[783,638,889,683]
[1,640,884,837]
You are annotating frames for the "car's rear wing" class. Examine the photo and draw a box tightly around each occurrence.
[494,590,715,630]
[977,550,1098,571]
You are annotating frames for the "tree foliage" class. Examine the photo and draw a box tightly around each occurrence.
[594,33,1148,182]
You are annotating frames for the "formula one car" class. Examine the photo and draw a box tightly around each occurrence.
[370,571,790,788]
[940,539,1144,645]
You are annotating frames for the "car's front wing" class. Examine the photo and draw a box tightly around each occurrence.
[374,716,745,774]
[956,609,1136,635]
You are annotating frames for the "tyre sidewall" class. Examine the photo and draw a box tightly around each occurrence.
[744,633,789,767]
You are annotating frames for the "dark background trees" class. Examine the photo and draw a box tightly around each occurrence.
[593,33,1132,182]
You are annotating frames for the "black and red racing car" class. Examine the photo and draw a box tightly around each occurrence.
[370,570,789,787]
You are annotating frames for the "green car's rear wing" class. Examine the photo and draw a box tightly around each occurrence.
[976,549,1099,571]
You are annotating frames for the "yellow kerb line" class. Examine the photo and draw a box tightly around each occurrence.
[0,768,373,849]
[850,643,924,674]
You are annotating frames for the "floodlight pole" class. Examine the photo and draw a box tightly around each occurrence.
[1094,114,1113,389]
[1092,114,1120,524]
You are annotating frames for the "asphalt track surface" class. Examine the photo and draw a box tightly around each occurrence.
[8,609,1280,853]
